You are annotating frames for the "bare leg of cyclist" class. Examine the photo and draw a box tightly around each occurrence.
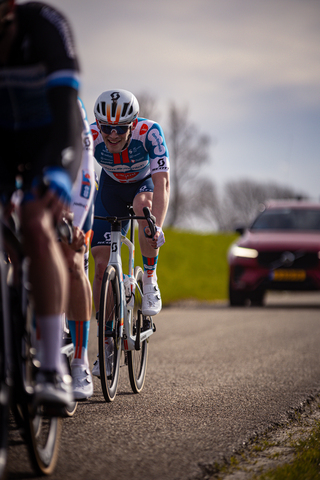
[133,193,162,316]
[20,198,73,410]
[60,228,93,400]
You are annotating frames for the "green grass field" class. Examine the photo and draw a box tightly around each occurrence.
[89,229,238,306]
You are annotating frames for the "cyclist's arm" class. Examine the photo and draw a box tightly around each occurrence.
[46,86,83,183]
[32,3,83,183]
[150,171,170,230]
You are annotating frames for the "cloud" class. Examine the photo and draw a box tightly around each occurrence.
[47,0,320,198]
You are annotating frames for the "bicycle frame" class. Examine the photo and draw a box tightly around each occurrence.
[107,217,155,352]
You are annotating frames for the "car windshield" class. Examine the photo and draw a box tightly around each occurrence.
[251,208,320,231]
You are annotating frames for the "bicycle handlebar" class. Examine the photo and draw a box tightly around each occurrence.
[94,206,157,239]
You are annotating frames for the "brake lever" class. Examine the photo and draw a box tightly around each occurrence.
[143,206,157,239]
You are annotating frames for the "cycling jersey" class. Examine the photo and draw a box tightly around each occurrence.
[71,99,95,232]
[0,2,82,187]
[90,118,170,184]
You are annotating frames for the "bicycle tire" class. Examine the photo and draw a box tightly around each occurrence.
[21,294,62,475]
[0,291,10,480]
[98,265,121,402]
[62,328,78,417]
[127,267,148,394]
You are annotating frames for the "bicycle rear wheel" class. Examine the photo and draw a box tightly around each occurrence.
[98,265,121,402]
[20,293,62,475]
[0,287,10,480]
[127,267,148,394]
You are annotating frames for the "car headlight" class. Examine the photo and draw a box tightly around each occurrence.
[230,245,259,259]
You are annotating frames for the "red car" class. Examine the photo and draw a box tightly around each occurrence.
[227,200,320,306]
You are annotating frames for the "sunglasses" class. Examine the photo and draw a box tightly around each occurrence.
[99,124,131,135]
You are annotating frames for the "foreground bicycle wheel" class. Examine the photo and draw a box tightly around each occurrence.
[21,295,62,475]
[0,299,10,480]
[99,265,121,402]
[127,267,148,394]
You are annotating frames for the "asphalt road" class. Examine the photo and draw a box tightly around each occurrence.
[7,292,320,480]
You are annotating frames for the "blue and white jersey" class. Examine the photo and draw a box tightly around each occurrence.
[71,98,95,230]
[90,118,170,184]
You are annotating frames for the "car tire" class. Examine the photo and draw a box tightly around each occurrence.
[249,290,265,307]
[229,283,247,307]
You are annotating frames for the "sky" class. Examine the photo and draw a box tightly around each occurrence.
[47,0,320,199]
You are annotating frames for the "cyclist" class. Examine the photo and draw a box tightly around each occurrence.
[90,89,170,376]
[60,98,95,401]
[0,0,83,412]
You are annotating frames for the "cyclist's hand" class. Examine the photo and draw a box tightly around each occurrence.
[42,166,72,205]
[68,225,85,252]
[144,225,165,249]
[30,166,72,224]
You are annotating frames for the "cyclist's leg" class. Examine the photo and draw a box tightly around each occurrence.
[66,152,95,400]
[91,170,130,311]
[20,197,73,410]
[132,183,162,316]
[60,233,93,400]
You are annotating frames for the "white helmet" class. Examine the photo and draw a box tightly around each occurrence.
[94,89,139,125]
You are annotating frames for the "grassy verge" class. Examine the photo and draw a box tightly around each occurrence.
[209,399,320,480]
[89,228,238,306]
[257,420,320,480]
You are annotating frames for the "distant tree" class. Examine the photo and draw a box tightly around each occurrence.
[165,103,212,228]
[201,179,308,231]
[137,92,160,121]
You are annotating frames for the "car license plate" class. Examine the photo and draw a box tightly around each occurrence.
[272,269,306,281]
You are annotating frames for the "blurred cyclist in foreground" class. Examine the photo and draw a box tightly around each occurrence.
[0,0,83,413]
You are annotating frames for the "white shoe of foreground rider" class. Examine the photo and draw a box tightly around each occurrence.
[142,283,162,316]
[92,341,114,378]
[71,365,93,400]
[33,370,74,414]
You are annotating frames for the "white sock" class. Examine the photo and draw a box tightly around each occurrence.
[143,270,158,286]
[36,314,66,376]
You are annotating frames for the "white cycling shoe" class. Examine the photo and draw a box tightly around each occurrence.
[33,370,74,414]
[142,283,162,316]
[71,365,93,400]
[92,342,114,379]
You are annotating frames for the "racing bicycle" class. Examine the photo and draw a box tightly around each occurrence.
[95,206,157,402]
[0,203,76,479]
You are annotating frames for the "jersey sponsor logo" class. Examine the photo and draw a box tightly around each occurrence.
[91,128,99,140]
[139,123,148,135]
[83,135,92,150]
[113,172,139,182]
[80,171,92,199]
[148,128,166,156]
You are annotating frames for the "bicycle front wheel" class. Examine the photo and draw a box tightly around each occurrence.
[98,265,121,402]
[127,267,148,394]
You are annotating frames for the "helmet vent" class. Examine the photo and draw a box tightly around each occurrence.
[122,103,129,117]
[111,101,117,117]
[101,102,106,116]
